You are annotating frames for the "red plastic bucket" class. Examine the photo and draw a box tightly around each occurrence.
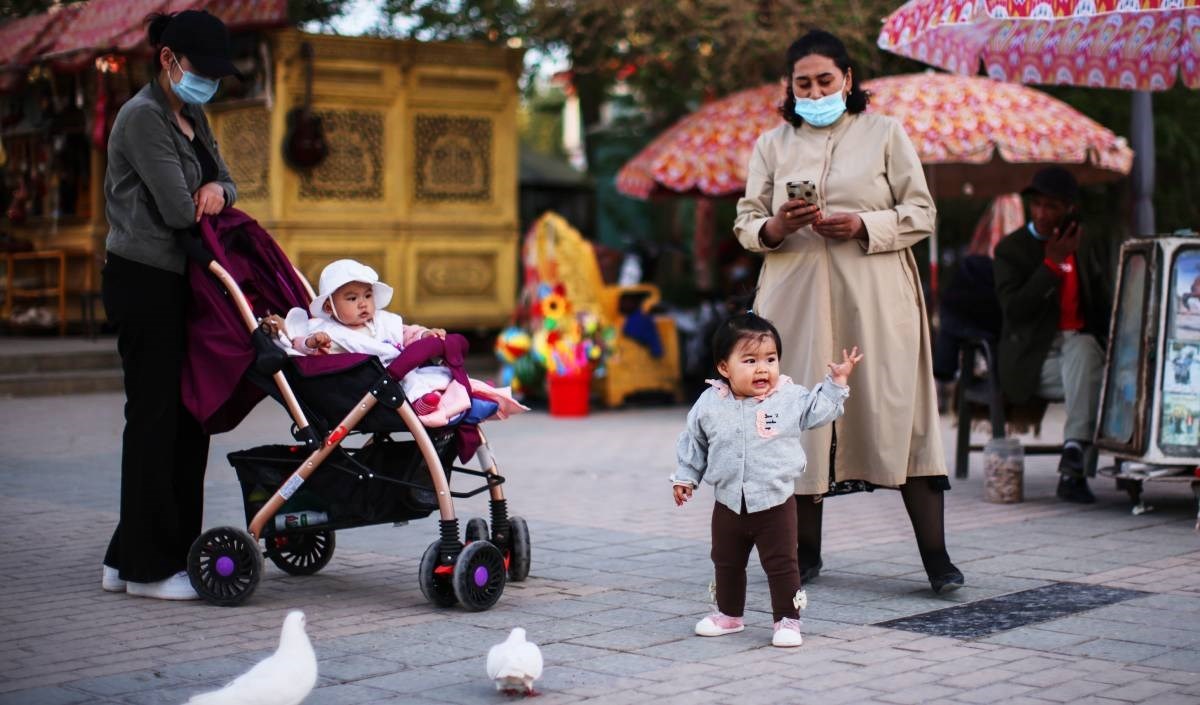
[548,367,591,417]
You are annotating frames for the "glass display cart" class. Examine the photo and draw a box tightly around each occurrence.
[1095,233,1200,522]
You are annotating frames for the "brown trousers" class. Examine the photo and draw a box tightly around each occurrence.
[711,495,801,621]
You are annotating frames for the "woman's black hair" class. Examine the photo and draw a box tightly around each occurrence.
[145,12,176,74]
[711,312,783,372]
[780,29,870,128]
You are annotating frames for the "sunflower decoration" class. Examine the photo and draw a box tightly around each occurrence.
[538,283,571,329]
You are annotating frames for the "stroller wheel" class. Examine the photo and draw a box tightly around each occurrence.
[452,540,506,611]
[418,540,458,607]
[188,527,263,607]
[464,517,488,544]
[507,516,531,582]
[265,529,336,576]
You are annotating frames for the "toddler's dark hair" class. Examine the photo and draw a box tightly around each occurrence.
[711,313,783,370]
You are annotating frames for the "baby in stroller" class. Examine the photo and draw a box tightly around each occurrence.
[266,259,527,427]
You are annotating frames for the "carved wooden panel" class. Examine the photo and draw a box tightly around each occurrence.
[299,110,384,201]
[413,115,492,203]
[220,108,269,202]
[415,251,497,302]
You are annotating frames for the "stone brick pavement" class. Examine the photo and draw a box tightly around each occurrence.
[1,392,1198,704]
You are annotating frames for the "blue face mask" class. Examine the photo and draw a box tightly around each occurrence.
[792,76,848,127]
[171,57,219,105]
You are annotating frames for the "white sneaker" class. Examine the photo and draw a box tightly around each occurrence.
[126,571,200,601]
[772,617,804,647]
[101,565,126,592]
[694,613,744,636]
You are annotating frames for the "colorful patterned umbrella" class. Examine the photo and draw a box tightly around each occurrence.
[616,72,1133,200]
[877,0,1200,91]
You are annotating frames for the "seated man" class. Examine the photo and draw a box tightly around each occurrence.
[993,168,1113,503]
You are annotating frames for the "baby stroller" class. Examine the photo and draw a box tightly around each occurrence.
[179,209,530,609]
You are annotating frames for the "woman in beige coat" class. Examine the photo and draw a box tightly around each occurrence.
[733,30,962,594]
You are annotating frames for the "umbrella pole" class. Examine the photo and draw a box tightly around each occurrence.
[694,198,715,291]
[1130,91,1156,236]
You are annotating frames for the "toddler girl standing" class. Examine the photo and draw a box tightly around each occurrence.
[672,313,860,647]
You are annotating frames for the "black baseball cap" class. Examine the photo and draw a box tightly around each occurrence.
[1022,166,1080,203]
[160,10,242,80]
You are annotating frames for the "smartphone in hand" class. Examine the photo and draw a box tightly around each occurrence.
[786,179,818,203]
[1060,210,1081,233]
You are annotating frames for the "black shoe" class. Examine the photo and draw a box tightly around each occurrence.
[1056,474,1096,504]
[799,559,823,584]
[1057,442,1087,477]
[929,567,964,594]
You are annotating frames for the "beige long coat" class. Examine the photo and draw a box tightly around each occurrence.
[734,112,946,494]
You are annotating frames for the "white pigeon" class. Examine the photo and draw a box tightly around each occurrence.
[486,627,544,696]
[184,610,317,705]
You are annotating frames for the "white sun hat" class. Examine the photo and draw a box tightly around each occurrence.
[309,259,394,320]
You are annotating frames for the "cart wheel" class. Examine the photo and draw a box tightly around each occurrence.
[452,540,506,611]
[418,540,458,607]
[507,515,531,582]
[464,517,488,544]
[265,530,335,576]
[188,527,263,607]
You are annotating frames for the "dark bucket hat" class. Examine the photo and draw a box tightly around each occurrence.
[1021,166,1080,203]
[160,10,242,80]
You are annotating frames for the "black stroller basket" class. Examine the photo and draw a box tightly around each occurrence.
[230,433,458,535]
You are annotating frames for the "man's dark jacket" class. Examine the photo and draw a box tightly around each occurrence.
[993,226,1113,404]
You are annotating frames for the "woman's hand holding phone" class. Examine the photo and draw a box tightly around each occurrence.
[763,198,822,246]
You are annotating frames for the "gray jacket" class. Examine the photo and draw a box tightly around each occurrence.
[672,376,848,513]
[104,81,236,274]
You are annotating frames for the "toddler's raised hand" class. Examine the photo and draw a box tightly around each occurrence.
[827,346,863,386]
[673,484,693,507]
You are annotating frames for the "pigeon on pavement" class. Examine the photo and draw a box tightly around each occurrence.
[184,610,317,705]
[487,627,543,696]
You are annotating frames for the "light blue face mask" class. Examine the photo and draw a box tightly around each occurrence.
[792,76,848,127]
[171,57,219,105]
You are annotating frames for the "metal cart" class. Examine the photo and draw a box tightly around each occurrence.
[1095,233,1200,523]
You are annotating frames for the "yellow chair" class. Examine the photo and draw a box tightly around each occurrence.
[525,212,681,406]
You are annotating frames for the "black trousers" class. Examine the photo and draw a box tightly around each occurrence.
[711,496,801,621]
[102,252,210,583]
